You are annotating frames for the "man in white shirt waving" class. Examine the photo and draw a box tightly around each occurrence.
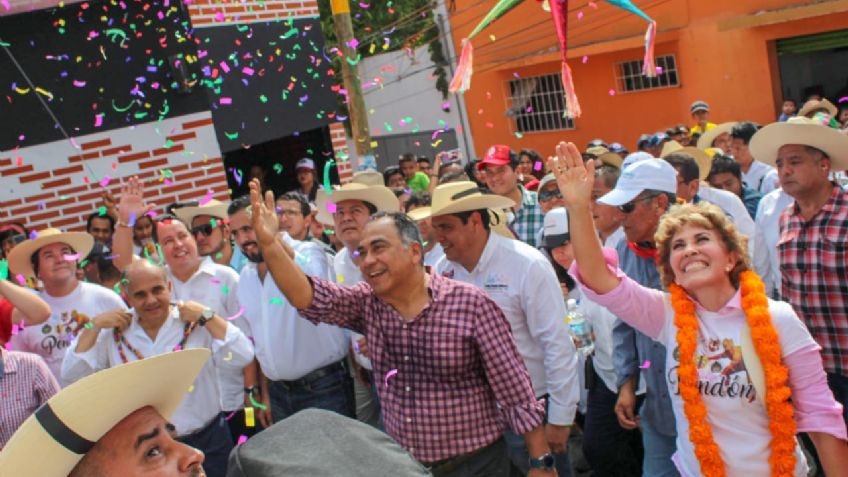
[227,195,354,423]
[61,259,254,477]
[414,181,580,476]
[7,228,127,386]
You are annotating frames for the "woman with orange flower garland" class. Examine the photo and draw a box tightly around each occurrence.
[549,141,847,476]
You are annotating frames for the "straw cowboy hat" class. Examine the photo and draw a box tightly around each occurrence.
[696,121,736,151]
[173,199,229,225]
[749,116,848,170]
[315,182,399,225]
[7,228,93,279]
[407,182,516,239]
[660,140,714,180]
[798,98,838,118]
[0,349,210,476]
[584,146,623,168]
[350,169,384,187]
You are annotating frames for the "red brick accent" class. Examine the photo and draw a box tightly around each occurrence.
[118,151,152,163]
[0,158,11,167]
[139,158,169,169]
[42,178,72,190]
[182,117,215,130]
[51,216,81,228]
[166,132,197,142]
[20,171,51,183]
[52,165,84,177]
[44,197,76,209]
[0,199,23,208]
[101,145,132,157]
[152,143,185,156]
[1,165,34,176]
[28,192,55,202]
[80,138,112,151]
[81,152,100,160]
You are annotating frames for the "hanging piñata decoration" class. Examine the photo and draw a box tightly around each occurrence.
[449,0,658,118]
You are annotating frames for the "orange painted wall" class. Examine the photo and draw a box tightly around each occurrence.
[448,0,848,157]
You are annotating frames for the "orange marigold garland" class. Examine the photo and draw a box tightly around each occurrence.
[669,270,796,477]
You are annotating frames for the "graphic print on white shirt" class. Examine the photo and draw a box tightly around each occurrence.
[666,336,756,404]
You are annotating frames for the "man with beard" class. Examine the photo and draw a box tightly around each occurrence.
[62,261,253,477]
[7,229,127,386]
[174,200,248,273]
[227,195,353,424]
[1,350,209,476]
[112,177,259,443]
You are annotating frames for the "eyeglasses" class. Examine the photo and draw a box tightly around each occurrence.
[191,224,215,237]
[617,193,660,214]
[538,188,563,202]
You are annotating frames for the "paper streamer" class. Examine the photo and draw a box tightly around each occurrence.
[226,306,245,321]
[323,160,335,194]
[384,368,398,388]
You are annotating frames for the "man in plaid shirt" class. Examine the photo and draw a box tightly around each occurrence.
[478,145,544,246]
[751,117,848,425]
[245,179,557,477]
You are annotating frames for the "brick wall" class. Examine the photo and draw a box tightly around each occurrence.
[329,122,353,183]
[188,0,319,27]
[0,112,228,233]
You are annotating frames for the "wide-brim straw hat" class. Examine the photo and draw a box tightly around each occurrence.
[660,140,714,180]
[315,183,399,225]
[749,116,848,170]
[407,181,515,239]
[7,228,93,279]
[173,199,229,224]
[696,122,737,151]
[350,170,384,187]
[798,98,838,118]
[0,349,210,476]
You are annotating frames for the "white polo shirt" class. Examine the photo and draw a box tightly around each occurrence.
[742,160,779,194]
[169,257,248,412]
[62,307,254,435]
[697,185,757,256]
[238,234,347,381]
[334,247,371,370]
[434,232,580,426]
[10,281,127,387]
[752,189,794,298]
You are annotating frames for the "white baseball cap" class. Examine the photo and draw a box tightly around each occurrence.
[295,158,315,171]
[543,207,570,248]
[620,151,653,171]
[598,159,678,206]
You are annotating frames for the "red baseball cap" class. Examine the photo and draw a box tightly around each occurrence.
[477,144,513,170]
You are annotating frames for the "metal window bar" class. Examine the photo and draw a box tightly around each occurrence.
[615,54,679,93]
[507,73,575,133]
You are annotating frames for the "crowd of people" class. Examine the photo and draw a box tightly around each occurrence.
[1,95,847,477]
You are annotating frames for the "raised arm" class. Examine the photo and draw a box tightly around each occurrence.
[112,176,156,271]
[549,142,620,294]
[249,179,314,309]
[0,279,51,326]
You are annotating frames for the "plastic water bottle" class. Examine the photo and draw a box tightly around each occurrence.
[566,298,594,356]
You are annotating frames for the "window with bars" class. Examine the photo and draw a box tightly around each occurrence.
[615,54,680,92]
[506,73,575,133]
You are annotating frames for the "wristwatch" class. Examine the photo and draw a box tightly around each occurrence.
[528,453,555,471]
[198,308,214,327]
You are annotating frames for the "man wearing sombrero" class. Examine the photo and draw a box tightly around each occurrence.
[750,116,848,425]
[413,182,580,476]
[7,228,127,386]
[0,349,210,476]
[315,178,399,427]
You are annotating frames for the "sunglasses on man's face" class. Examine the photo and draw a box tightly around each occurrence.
[191,224,215,237]
[617,193,659,214]
[538,188,563,202]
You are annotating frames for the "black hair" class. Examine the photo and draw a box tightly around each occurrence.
[729,121,760,145]
[707,153,742,181]
[466,159,486,188]
[405,192,431,212]
[416,157,431,165]
[452,209,491,231]
[227,195,252,216]
[440,170,470,183]
[276,192,310,217]
[663,152,700,183]
[86,212,115,232]
[783,98,796,106]
[151,213,191,243]
[398,153,416,165]
[546,253,576,291]
[518,148,542,164]
[369,211,424,264]
[383,166,403,186]
[643,189,677,210]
